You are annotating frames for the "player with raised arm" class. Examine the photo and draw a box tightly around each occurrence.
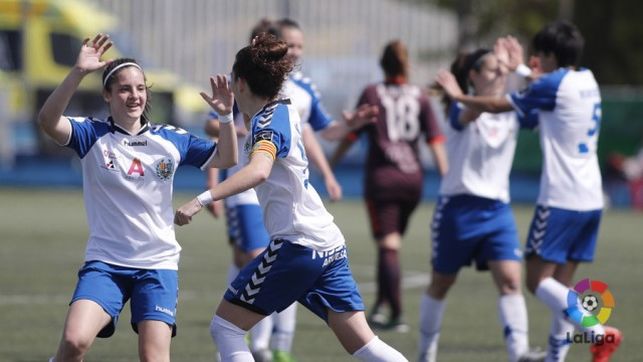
[436,21,622,362]
[418,39,545,362]
[38,33,236,362]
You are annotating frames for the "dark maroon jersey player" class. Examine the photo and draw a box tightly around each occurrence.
[357,81,444,201]
[332,40,447,332]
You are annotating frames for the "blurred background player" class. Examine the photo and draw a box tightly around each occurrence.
[436,21,622,362]
[332,40,448,332]
[175,33,408,362]
[38,34,236,362]
[420,39,545,362]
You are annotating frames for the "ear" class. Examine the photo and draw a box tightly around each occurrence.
[102,89,111,103]
[236,77,247,93]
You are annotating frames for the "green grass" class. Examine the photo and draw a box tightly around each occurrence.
[0,187,639,361]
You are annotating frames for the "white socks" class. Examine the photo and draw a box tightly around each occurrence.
[535,277,571,314]
[271,303,297,352]
[546,313,574,362]
[417,293,446,362]
[210,315,253,362]
[535,277,607,362]
[352,336,408,362]
[497,294,529,362]
[535,278,604,334]
[250,317,273,352]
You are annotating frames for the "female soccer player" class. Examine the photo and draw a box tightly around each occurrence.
[418,40,544,362]
[175,33,407,362]
[38,33,237,362]
[332,40,447,332]
[436,21,622,362]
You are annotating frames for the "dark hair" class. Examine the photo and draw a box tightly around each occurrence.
[102,58,151,123]
[232,33,294,100]
[532,20,584,67]
[380,40,409,78]
[442,48,491,111]
[250,18,280,43]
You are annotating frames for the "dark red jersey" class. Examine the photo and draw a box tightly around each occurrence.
[355,82,443,200]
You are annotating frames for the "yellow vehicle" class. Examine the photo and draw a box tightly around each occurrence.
[0,0,207,155]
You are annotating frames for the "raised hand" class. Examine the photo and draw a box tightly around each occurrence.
[502,36,525,71]
[200,74,234,116]
[76,33,112,74]
[435,70,464,99]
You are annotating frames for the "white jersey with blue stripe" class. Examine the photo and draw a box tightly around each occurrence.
[65,117,216,270]
[508,68,603,210]
[280,71,333,131]
[246,100,344,250]
[439,102,520,203]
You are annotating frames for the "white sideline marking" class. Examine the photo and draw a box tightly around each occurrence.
[0,267,430,305]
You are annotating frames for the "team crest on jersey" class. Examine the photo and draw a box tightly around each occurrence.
[101,149,119,172]
[154,158,174,181]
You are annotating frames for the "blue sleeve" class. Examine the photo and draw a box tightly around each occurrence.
[448,102,465,131]
[517,109,539,130]
[294,78,332,131]
[308,98,333,131]
[154,125,216,168]
[66,117,110,158]
[509,69,566,119]
[252,104,291,159]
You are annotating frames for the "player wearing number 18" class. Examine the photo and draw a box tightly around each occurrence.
[436,21,622,362]
[332,40,448,332]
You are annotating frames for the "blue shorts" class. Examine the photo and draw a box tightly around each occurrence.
[226,204,270,252]
[431,195,523,274]
[224,240,365,321]
[71,261,178,338]
[525,205,601,264]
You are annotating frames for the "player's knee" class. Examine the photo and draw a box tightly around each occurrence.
[139,346,169,362]
[498,276,521,295]
[209,315,245,345]
[427,278,454,299]
[60,330,92,358]
[525,276,540,295]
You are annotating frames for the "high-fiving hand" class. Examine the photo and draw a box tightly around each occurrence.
[435,70,464,99]
[200,74,234,116]
[76,33,112,74]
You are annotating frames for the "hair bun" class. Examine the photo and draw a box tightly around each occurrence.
[252,33,289,62]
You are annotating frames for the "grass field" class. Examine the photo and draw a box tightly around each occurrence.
[0,187,640,361]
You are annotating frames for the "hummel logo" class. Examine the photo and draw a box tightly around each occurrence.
[238,239,284,305]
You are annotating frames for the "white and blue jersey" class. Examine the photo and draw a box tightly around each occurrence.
[508,68,603,211]
[281,71,333,131]
[432,104,525,273]
[244,99,344,250]
[65,117,216,270]
[440,102,524,203]
[224,100,363,320]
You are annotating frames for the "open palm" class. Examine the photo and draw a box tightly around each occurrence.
[200,74,234,116]
[76,33,112,73]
